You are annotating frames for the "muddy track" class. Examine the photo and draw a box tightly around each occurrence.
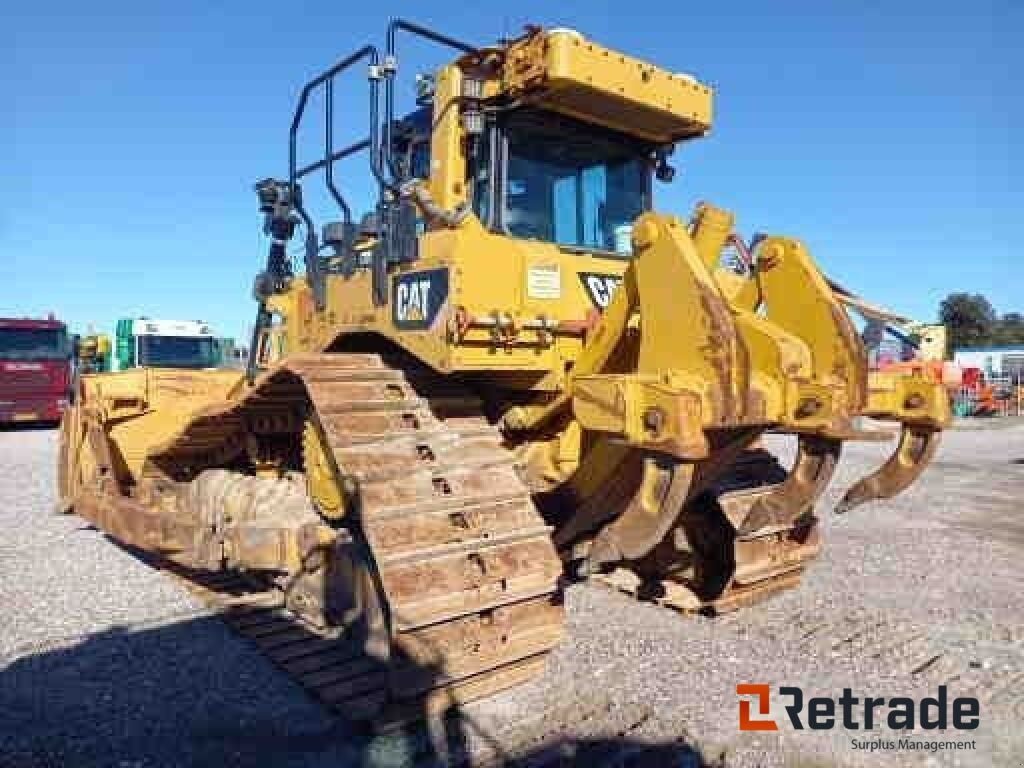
[133,558,548,732]
[108,354,566,723]
[301,356,564,719]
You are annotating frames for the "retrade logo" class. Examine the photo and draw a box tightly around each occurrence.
[736,684,980,732]
[737,684,778,731]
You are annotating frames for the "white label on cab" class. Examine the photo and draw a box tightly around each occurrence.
[527,264,561,299]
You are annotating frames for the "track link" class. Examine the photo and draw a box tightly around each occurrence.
[151,559,555,727]
[141,353,565,722]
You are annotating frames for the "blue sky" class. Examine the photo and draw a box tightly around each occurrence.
[4,0,1020,341]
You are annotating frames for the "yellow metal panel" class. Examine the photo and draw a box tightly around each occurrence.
[428,65,467,211]
[690,202,734,269]
[504,29,713,143]
[865,371,951,429]
[314,214,636,376]
[629,215,741,425]
[756,237,869,424]
[84,368,243,481]
[713,267,760,310]
[572,373,709,459]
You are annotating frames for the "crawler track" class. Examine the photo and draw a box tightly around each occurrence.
[592,448,824,615]
[80,353,565,723]
[71,353,827,722]
[146,559,552,728]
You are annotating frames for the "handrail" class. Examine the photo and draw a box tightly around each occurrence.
[324,79,350,223]
[287,44,391,228]
[277,20,480,313]
[286,21,479,222]
[295,138,371,180]
[382,19,478,184]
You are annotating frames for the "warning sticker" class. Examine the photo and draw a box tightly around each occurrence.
[527,264,561,299]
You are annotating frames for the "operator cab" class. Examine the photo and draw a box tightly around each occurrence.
[387,104,655,257]
[473,108,653,255]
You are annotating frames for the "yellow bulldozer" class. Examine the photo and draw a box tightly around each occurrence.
[58,20,950,721]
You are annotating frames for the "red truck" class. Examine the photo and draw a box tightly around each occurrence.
[0,316,73,425]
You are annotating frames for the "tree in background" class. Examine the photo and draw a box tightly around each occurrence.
[993,312,1024,345]
[938,294,1024,349]
[940,293,997,350]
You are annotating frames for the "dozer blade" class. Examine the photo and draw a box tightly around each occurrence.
[835,424,941,514]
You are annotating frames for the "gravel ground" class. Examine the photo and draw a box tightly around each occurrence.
[1,423,1021,767]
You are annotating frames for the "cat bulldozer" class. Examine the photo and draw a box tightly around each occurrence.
[58,21,950,720]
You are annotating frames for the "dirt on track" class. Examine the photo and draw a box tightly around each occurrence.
[1,422,1021,767]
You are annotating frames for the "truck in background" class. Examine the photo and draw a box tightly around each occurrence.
[76,332,113,374]
[113,318,224,371]
[0,315,72,424]
[215,337,248,369]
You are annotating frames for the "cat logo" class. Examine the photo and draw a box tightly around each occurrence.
[392,268,448,330]
[578,273,623,309]
[397,281,429,322]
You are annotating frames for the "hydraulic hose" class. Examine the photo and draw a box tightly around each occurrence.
[400,180,470,228]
